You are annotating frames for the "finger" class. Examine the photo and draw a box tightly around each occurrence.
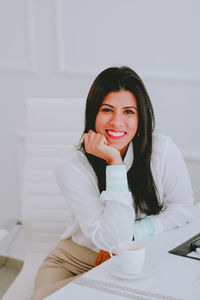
[87,130,96,143]
[83,133,89,144]
[95,133,108,147]
[83,134,90,152]
[84,132,97,153]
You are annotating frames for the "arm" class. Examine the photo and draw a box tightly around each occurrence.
[133,137,194,240]
[55,158,135,251]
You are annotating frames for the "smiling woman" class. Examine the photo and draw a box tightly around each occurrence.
[83,90,139,166]
[81,67,160,214]
[30,66,193,300]
[95,90,138,156]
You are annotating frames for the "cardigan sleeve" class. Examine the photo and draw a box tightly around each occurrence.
[55,161,135,250]
[133,137,194,240]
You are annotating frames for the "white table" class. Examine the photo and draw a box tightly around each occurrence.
[46,203,200,300]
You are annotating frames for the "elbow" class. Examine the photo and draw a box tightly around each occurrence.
[102,219,134,248]
[184,202,194,223]
[177,205,193,227]
[111,230,133,247]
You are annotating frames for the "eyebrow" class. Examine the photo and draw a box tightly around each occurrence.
[100,103,137,110]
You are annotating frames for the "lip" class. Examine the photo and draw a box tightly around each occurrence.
[106,129,126,140]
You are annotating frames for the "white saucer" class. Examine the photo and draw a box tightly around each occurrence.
[109,261,155,280]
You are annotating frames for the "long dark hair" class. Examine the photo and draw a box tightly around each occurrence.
[80,66,163,216]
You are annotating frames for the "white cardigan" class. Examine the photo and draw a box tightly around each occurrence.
[55,133,193,252]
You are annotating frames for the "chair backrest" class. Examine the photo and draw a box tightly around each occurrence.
[22,98,85,253]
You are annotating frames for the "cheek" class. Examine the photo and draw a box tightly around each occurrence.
[95,113,108,132]
[129,118,138,131]
[128,118,138,137]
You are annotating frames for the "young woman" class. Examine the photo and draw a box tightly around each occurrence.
[31,66,193,300]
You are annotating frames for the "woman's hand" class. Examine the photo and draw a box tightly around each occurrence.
[84,130,122,165]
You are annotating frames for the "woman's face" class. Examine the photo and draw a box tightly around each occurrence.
[95,90,138,156]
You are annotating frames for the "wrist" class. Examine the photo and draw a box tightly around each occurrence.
[107,156,122,165]
[106,164,129,192]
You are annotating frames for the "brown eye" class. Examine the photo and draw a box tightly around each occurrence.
[102,108,112,112]
[125,110,134,114]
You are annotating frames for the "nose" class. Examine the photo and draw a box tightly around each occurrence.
[109,111,123,128]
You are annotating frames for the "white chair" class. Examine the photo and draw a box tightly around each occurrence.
[2,98,85,300]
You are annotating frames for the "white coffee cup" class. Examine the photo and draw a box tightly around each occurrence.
[109,240,146,275]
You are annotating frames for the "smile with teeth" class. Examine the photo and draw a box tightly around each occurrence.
[106,129,126,139]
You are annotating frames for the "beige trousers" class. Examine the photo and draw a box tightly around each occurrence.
[30,238,97,300]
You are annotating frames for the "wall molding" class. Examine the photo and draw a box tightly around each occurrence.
[140,72,200,84]
[0,0,37,73]
[54,0,200,84]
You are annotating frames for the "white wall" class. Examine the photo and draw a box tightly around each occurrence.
[0,0,200,227]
